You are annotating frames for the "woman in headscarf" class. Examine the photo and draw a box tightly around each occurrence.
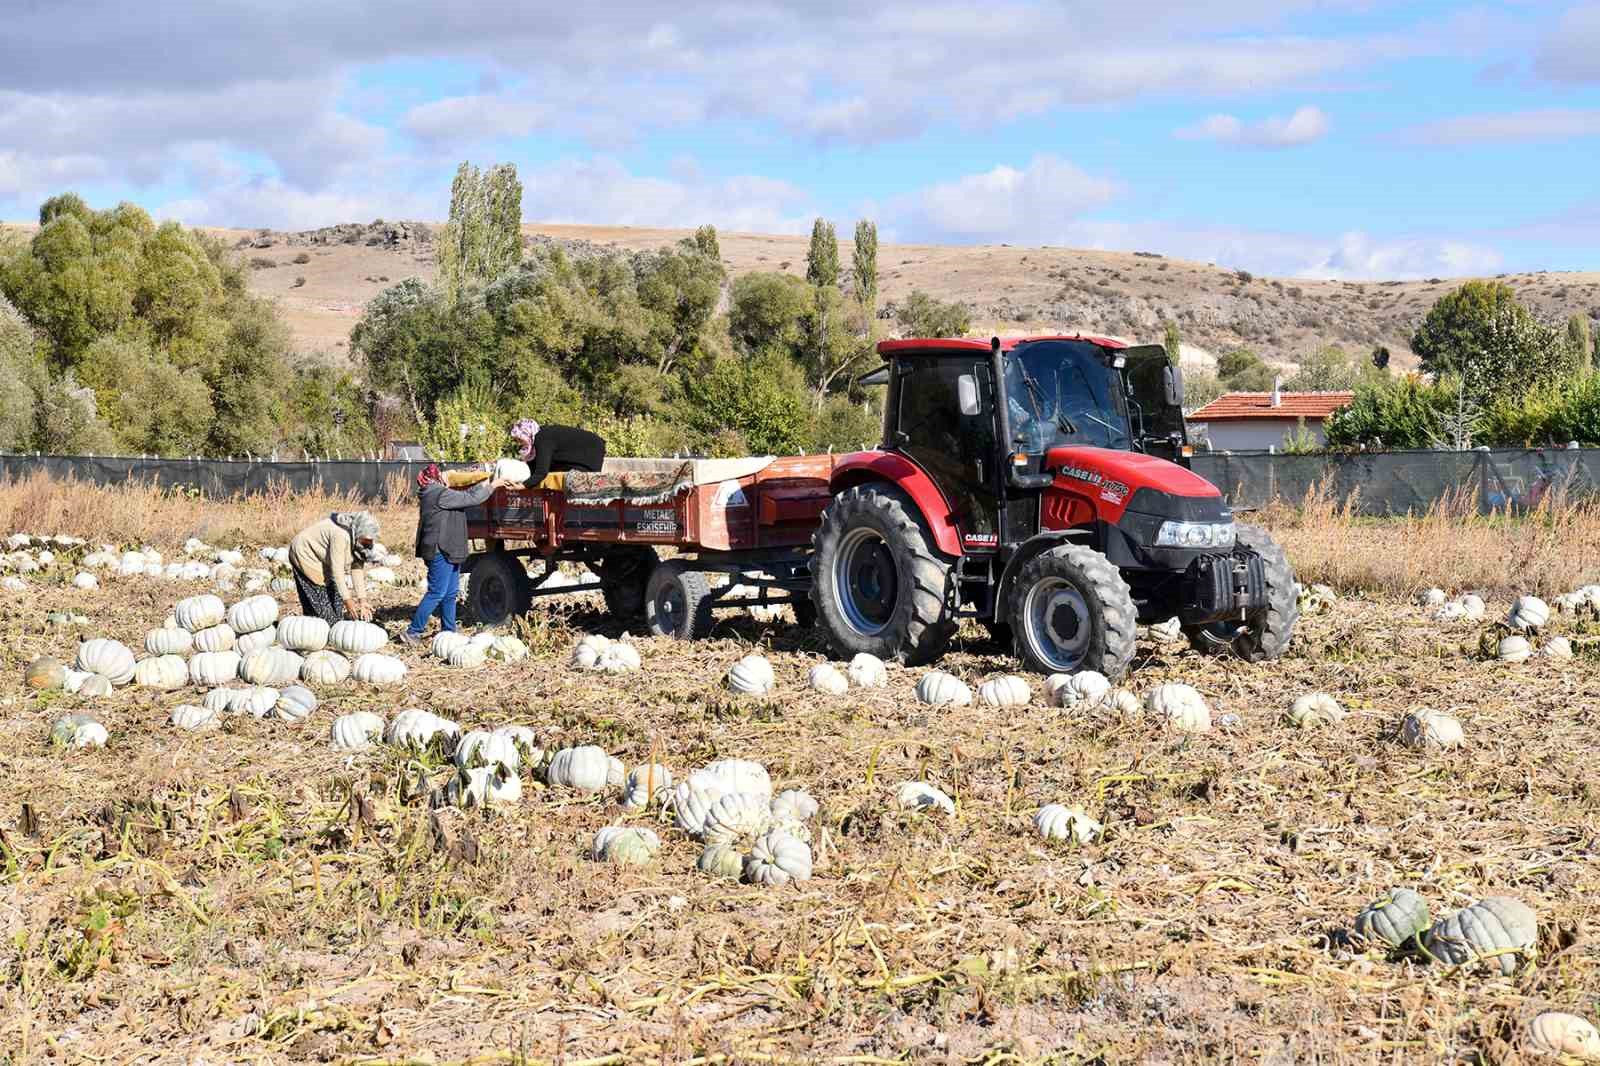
[510,417,606,487]
[288,510,380,624]
[401,463,513,644]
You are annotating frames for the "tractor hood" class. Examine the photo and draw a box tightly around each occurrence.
[1045,446,1221,510]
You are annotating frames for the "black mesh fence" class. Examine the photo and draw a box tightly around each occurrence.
[0,454,435,502]
[1193,448,1600,515]
[5,449,1600,516]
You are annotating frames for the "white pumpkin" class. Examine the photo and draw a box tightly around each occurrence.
[592,825,660,865]
[727,654,775,695]
[1034,803,1103,845]
[493,457,532,482]
[1417,587,1447,607]
[703,758,773,798]
[72,571,98,590]
[1496,635,1533,663]
[449,765,523,808]
[896,781,956,816]
[227,594,279,635]
[1529,1012,1600,1062]
[621,763,674,809]
[485,635,528,662]
[1459,593,1486,620]
[1146,683,1212,733]
[74,638,135,685]
[231,686,279,719]
[807,663,848,695]
[1285,692,1345,728]
[192,623,237,653]
[570,633,611,669]
[330,619,387,655]
[1046,670,1111,709]
[846,652,888,688]
[385,709,460,750]
[50,713,108,748]
[770,788,819,823]
[170,703,221,731]
[701,792,774,845]
[189,651,243,687]
[492,725,541,764]
[300,649,351,685]
[144,626,194,656]
[977,674,1031,708]
[277,615,330,652]
[133,654,189,691]
[1435,601,1469,623]
[455,730,520,772]
[1401,708,1464,750]
[175,594,226,632]
[1542,636,1575,660]
[915,670,972,707]
[671,776,725,836]
[598,643,641,673]
[431,631,471,661]
[743,829,812,886]
[697,843,745,880]
[202,686,240,714]
[60,668,90,693]
[330,711,385,750]
[546,745,622,791]
[78,674,114,698]
[447,644,487,669]
[1507,595,1551,632]
[240,647,304,687]
[351,653,407,685]
[234,625,278,655]
[273,685,318,721]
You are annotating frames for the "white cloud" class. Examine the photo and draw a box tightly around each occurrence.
[888,156,1121,243]
[520,157,816,234]
[1537,2,1600,82]
[402,94,551,146]
[1398,108,1600,145]
[1176,105,1330,147]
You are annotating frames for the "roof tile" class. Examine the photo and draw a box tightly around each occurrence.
[1190,391,1354,421]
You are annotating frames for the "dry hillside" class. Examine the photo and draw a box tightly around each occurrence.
[8,219,1600,373]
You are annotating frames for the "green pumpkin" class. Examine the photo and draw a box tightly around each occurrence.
[25,655,67,691]
[1353,887,1431,949]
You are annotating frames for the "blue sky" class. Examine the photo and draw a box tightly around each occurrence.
[2,1,1599,278]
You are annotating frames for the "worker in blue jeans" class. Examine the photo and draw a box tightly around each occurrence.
[401,464,512,643]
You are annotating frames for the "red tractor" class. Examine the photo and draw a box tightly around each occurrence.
[809,335,1297,678]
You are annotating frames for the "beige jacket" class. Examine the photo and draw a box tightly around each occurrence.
[289,517,367,603]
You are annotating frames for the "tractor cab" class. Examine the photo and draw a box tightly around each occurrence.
[814,334,1297,678]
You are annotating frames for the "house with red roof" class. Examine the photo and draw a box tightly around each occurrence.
[1188,385,1354,451]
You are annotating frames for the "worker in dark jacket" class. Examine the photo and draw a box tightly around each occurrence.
[510,419,606,486]
[400,464,511,643]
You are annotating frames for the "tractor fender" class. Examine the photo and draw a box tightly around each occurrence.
[993,529,1095,623]
[829,451,963,557]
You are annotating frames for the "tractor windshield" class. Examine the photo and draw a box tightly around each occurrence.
[1003,340,1132,454]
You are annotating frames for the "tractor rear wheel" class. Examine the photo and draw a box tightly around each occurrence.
[644,560,714,640]
[1008,545,1138,679]
[1184,523,1298,661]
[592,545,659,621]
[811,483,957,665]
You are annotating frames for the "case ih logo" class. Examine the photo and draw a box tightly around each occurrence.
[963,532,999,548]
[1059,465,1129,505]
[1059,464,1104,487]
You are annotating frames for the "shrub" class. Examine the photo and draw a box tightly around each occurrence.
[292,252,311,265]
[250,257,277,269]
[292,276,306,288]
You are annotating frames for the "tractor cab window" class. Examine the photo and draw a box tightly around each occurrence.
[1004,341,1131,453]
[895,357,999,541]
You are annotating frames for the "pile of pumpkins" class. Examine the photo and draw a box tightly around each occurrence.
[1351,887,1539,977]
[1476,595,1574,663]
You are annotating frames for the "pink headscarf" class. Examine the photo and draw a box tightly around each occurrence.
[510,419,540,460]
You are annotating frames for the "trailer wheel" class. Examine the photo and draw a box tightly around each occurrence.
[1008,545,1137,679]
[465,551,531,627]
[592,545,658,620]
[644,561,714,640]
[811,483,957,665]
[1184,524,1298,661]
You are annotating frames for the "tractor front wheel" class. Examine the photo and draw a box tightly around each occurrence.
[1184,524,1298,661]
[1008,545,1138,679]
[810,483,957,665]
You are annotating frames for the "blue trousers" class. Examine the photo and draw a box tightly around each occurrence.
[408,553,461,636]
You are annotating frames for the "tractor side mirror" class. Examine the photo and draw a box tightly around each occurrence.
[957,374,980,416]
[1163,365,1185,408]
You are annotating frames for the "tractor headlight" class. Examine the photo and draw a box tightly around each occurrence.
[1154,520,1237,549]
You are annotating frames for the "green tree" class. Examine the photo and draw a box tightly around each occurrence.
[728,272,811,356]
[1163,320,1181,365]
[1566,314,1593,375]
[806,218,839,289]
[685,352,811,455]
[689,224,720,262]
[1323,376,1462,450]
[851,220,878,313]
[1411,280,1523,378]
[1216,347,1277,391]
[437,162,523,304]
[1284,345,1383,391]
[896,290,971,337]
[483,163,523,281]
[801,286,874,407]
[1411,280,1575,401]
[418,378,507,461]
[633,237,724,374]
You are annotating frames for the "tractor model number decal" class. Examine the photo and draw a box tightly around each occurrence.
[1059,464,1129,506]
[1099,480,1129,505]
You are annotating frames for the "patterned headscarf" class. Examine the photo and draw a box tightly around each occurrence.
[416,463,443,490]
[332,511,380,562]
[510,419,541,461]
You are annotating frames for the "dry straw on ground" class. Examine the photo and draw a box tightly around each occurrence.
[1,477,1599,1063]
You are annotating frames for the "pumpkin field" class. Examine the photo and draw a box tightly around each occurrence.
[4,474,1600,1064]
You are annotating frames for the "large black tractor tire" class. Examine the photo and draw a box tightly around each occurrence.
[644,560,714,640]
[1008,545,1138,680]
[464,551,532,627]
[1184,523,1298,661]
[592,545,659,621]
[979,619,1014,652]
[810,483,957,665]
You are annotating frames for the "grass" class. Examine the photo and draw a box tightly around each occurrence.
[1,479,1599,1061]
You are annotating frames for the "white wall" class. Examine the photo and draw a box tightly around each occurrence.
[1194,419,1328,452]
